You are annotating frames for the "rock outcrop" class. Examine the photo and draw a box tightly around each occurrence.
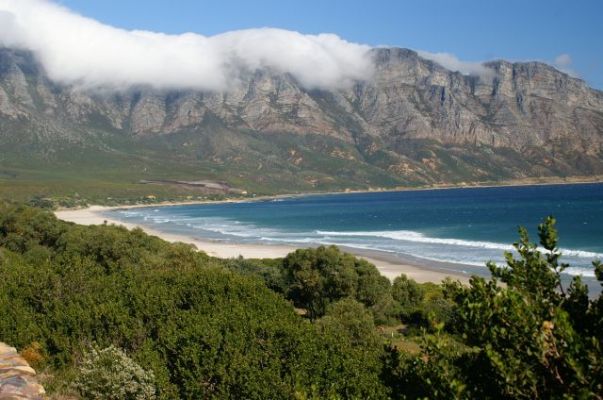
[0,343,45,399]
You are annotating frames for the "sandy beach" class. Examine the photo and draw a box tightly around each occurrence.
[55,205,471,284]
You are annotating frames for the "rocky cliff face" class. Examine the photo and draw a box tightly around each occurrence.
[352,49,603,151]
[1,47,602,189]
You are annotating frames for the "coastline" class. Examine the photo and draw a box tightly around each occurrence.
[55,206,472,284]
[54,176,603,213]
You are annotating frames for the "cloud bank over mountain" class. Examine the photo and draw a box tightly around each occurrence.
[0,0,536,91]
[416,50,495,80]
[0,0,374,90]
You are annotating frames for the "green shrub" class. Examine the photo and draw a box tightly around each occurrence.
[317,298,377,346]
[74,345,156,400]
[282,245,398,321]
[391,274,424,320]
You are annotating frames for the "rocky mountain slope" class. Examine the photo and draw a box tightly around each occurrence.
[1,46,603,197]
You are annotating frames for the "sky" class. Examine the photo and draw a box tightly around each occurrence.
[2,0,602,89]
[58,0,602,89]
[55,0,603,89]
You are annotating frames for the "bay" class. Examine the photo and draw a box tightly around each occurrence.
[105,183,603,288]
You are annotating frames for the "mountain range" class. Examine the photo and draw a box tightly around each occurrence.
[1,46,603,201]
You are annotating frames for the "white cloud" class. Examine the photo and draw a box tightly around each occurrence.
[416,50,495,80]
[553,53,578,77]
[0,0,374,91]
[1,0,572,92]
[554,53,572,67]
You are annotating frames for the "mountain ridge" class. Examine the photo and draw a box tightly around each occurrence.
[1,46,603,201]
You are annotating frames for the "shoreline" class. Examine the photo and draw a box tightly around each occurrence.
[55,206,472,284]
[55,177,603,213]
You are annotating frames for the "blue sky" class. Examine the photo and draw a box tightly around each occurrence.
[59,0,602,89]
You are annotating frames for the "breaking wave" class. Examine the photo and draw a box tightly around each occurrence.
[316,230,603,260]
[111,207,600,278]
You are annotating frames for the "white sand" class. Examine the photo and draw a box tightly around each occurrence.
[55,206,469,284]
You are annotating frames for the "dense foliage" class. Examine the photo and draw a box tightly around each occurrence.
[0,204,388,399]
[386,217,603,399]
[0,204,602,399]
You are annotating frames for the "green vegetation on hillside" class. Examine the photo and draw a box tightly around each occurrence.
[0,205,601,399]
[0,131,405,205]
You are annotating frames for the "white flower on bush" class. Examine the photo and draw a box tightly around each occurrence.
[74,345,156,400]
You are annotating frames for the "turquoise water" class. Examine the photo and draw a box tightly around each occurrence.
[106,183,603,282]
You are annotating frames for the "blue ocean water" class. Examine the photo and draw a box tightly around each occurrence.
[105,183,603,280]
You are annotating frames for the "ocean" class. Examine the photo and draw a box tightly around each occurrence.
[104,183,603,288]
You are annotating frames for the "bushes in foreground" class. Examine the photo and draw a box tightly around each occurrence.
[0,204,388,399]
[387,217,603,399]
[0,203,602,399]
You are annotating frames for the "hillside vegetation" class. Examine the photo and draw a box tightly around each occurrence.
[0,204,601,399]
[2,47,603,202]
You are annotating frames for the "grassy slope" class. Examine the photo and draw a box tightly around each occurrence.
[1,123,408,204]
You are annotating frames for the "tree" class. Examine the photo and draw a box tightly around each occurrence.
[282,246,359,319]
[391,274,424,321]
[442,216,602,398]
[356,260,399,324]
[317,298,378,346]
[282,246,398,321]
[313,298,390,399]
[385,216,603,399]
